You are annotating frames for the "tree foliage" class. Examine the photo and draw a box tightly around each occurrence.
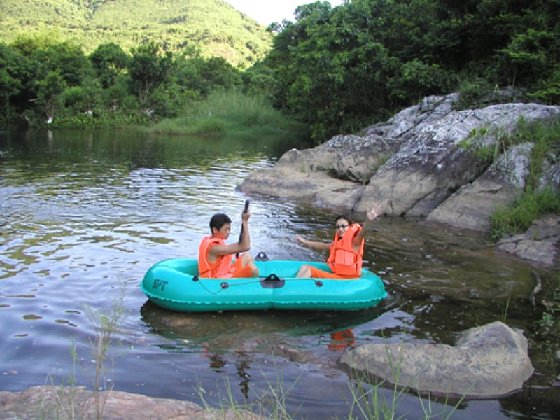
[90,43,129,88]
[0,36,244,126]
[250,0,560,142]
[128,42,173,105]
[0,0,558,138]
[0,0,272,68]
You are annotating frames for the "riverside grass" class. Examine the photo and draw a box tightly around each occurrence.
[194,357,463,419]
[533,271,560,365]
[44,282,127,420]
[148,90,308,138]
[490,117,560,240]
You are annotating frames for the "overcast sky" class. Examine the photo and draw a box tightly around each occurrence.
[225,0,345,25]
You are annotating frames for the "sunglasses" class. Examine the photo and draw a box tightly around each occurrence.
[335,224,349,229]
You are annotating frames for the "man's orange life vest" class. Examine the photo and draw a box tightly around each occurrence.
[327,224,364,276]
[198,236,234,278]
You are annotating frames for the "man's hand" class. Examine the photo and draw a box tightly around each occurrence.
[241,210,251,222]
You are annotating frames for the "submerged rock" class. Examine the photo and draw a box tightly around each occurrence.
[497,215,560,268]
[339,321,534,398]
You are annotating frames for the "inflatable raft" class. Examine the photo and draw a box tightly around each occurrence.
[141,258,387,312]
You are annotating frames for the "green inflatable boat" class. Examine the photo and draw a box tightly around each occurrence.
[141,258,387,312]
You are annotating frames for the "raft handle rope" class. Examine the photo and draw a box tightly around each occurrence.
[195,279,262,295]
[191,275,322,295]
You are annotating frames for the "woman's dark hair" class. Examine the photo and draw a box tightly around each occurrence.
[210,213,232,231]
[335,215,353,225]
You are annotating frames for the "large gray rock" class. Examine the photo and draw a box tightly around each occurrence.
[353,101,560,217]
[340,321,534,398]
[426,143,534,230]
[239,162,364,212]
[0,386,265,419]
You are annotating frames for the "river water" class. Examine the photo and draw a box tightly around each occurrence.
[0,128,558,419]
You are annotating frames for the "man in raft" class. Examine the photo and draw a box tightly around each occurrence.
[198,211,259,278]
[295,206,381,279]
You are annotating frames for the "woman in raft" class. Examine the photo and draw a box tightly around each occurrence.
[295,205,381,279]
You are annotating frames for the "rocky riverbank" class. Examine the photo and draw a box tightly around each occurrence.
[240,94,560,268]
[0,322,536,418]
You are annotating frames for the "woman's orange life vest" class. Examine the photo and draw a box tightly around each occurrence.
[327,223,364,276]
[198,236,234,278]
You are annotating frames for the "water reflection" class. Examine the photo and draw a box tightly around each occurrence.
[139,300,389,353]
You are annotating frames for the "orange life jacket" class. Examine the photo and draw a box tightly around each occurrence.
[198,236,234,278]
[327,223,364,276]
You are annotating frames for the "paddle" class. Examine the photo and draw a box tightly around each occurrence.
[236,199,250,258]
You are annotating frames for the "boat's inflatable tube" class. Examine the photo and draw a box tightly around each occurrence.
[141,259,387,312]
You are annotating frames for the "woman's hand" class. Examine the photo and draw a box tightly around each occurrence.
[366,204,383,221]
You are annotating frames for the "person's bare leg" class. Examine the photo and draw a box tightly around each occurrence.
[241,253,259,277]
[296,265,311,278]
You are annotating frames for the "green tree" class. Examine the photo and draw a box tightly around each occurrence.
[3,39,46,120]
[60,77,102,115]
[171,54,241,97]
[258,0,404,140]
[0,43,24,121]
[128,42,172,106]
[499,29,559,86]
[252,0,560,142]
[34,42,92,86]
[10,37,96,123]
[530,66,560,104]
[90,42,130,89]
[36,70,66,122]
[102,78,136,112]
[390,59,455,103]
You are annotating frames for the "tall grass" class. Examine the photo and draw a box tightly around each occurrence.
[194,356,464,420]
[44,282,127,420]
[84,283,127,420]
[491,187,560,239]
[532,271,560,364]
[196,371,300,419]
[513,117,560,190]
[149,90,307,138]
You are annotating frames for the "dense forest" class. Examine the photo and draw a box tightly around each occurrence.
[1,0,559,142]
[253,0,560,140]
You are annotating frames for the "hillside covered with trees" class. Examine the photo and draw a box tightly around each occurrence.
[0,0,272,68]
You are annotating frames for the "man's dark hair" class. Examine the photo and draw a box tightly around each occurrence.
[210,213,231,231]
